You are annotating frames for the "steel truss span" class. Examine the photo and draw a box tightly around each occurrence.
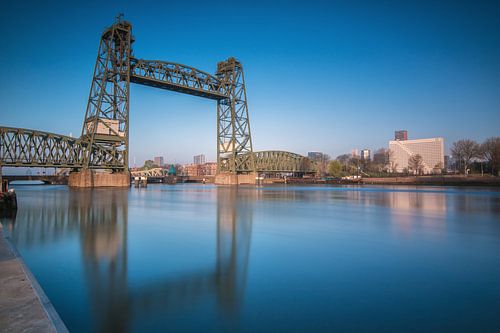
[130,168,165,177]
[0,127,84,168]
[0,127,124,169]
[0,16,314,176]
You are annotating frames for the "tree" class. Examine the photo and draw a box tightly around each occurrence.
[315,154,331,177]
[300,158,312,173]
[336,154,351,173]
[389,160,399,173]
[142,160,159,170]
[372,148,393,172]
[433,162,444,174]
[336,154,350,165]
[327,160,343,177]
[481,137,500,175]
[408,154,424,175]
[451,139,480,174]
[372,148,388,165]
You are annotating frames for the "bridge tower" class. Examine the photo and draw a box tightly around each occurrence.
[81,15,132,173]
[216,58,256,178]
[69,16,132,187]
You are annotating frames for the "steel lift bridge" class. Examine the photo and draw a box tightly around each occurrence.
[0,16,315,186]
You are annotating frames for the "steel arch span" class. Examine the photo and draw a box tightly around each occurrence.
[239,151,316,174]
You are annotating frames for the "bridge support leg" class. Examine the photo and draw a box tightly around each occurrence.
[69,170,130,188]
[215,172,257,185]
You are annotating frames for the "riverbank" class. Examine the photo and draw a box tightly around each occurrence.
[360,175,500,186]
[0,223,67,332]
[282,175,500,186]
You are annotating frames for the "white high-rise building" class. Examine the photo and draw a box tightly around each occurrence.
[194,154,206,165]
[361,149,371,161]
[389,137,444,174]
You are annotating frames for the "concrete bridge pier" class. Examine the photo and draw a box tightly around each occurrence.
[68,169,130,188]
[215,172,258,185]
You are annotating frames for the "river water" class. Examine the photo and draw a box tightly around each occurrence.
[2,184,500,332]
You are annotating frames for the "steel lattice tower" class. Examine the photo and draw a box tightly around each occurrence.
[81,15,132,171]
[216,58,256,174]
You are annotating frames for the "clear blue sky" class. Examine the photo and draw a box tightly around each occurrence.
[1,0,499,165]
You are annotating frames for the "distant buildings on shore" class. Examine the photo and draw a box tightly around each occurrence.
[183,162,217,176]
[343,130,445,174]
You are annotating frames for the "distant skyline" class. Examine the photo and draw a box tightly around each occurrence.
[1,0,499,165]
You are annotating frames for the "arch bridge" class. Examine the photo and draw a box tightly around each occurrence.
[0,16,315,186]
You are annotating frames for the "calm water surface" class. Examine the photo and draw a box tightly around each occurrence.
[2,184,500,332]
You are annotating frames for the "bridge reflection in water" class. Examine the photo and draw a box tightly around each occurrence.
[3,187,254,332]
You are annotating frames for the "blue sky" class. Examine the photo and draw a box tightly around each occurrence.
[1,0,499,165]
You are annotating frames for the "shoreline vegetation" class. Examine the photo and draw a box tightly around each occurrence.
[283,175,500,186]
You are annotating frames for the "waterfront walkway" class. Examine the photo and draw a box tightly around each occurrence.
[0,223,66,332]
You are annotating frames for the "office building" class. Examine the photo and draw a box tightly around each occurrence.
[194,154,206,165]
[308,152,323,162]
[395,130,408,141]
[389,137,444,174]
[154,156,164,167]
[360,149,371,161]
[351,149,359,158]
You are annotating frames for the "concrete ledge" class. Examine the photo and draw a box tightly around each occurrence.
[69,169,130,188]
[0,224,68,332]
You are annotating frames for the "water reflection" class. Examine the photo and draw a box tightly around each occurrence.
[3,187,254,332]
[2,185,500,332]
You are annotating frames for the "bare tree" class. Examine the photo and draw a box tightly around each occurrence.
[451,139,480,174]
[316,154,331,177]
[481,137,500,175]
[433,162,444,174]
[389,160,398,173]
[336,154,351,173]
[408,154,424,175]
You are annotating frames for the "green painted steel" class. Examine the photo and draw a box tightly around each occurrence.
[242,151,316,173]
[0,127,85,168]
[0,16,314,175]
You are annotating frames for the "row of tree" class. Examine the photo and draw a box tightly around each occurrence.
[451,137,500,175]
[322,149,393,178]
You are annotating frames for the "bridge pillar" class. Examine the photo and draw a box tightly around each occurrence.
[215,172,258,185]
[69,170,130,188]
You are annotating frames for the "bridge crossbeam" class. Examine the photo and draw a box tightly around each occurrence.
[130,58,227,100]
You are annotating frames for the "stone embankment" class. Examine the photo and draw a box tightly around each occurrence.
[0,223,67,332]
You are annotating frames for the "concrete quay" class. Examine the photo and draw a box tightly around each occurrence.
[0,223,67,332]
[215,172,258,185]
[68,169,130,188]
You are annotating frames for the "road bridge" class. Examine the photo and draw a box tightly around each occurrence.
[0,15,315,186]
